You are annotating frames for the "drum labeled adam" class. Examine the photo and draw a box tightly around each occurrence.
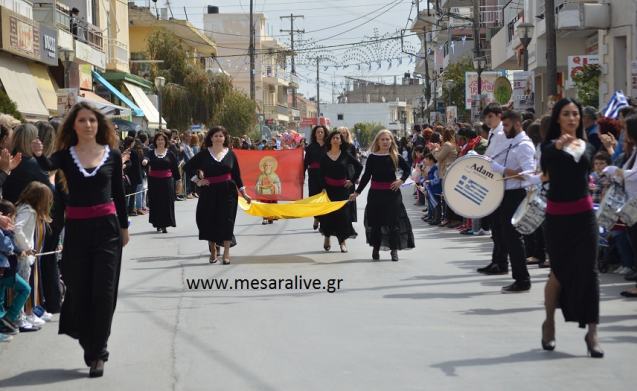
[442,155,505,219]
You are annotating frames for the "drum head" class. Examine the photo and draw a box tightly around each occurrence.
[511,187,536,226]
[442,155,505,219]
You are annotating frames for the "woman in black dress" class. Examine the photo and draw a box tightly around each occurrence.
[142,132,180,233]
[31,101,129,377]
[338,126,360,223]
[304,125,326,230]
[184,126,251,264]
[350,129,415,261]
[540,98,603,358]
[319,130,362,253]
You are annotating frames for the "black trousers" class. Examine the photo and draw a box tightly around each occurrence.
[59,216,122,365]
[524,224,546,262]
[491,189,530,282]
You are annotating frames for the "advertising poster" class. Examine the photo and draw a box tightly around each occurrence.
[234,149,305,201]
[465,71,500,109]
[512,71,535,111]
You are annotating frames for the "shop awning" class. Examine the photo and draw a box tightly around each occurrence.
[77,90,132,119]
[0,53,49,120]
[28,63,58,115]
[123,82,165,129]
[92,71,144,117]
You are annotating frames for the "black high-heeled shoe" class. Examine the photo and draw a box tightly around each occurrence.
[313,219,319,230]
[390,250,399,262]
[89,360,104,378]
[541,321,556,351]
[161,227,168,233]
[323,237,330,252]
[372,247,380,261]
[585,333,604,358]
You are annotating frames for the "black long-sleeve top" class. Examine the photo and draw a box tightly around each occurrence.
[356,153,410,194]
[183,148,244,189]
[2,156,52,203]
[35,146,129,229]
[304,142,324,169]
[319,151,362,187]
[145,149,181,180]
[541,140,595,202]
[124,148,144,185]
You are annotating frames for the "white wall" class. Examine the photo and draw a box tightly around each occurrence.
[322,103,398,130]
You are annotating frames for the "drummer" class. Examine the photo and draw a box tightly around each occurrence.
[486,110,536,293]
[478,103,512,276]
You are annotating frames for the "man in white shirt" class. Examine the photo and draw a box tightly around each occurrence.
[483,110,536,293]
[478,103,510,276]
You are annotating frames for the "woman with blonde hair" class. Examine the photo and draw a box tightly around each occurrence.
[350,129,414,261]
[432,127,460,227]
[32,101,130,377]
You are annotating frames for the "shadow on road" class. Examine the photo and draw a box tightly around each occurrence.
[431,349,578,376]
[0,368,86,387]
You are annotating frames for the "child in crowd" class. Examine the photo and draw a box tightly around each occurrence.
[13,181,54,331]
[591,151,611,204]
[0,199,32,339]
[420,153,442,224]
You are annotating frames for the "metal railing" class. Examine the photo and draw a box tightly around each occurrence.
[536,0,596,17]
[33,1,70,31]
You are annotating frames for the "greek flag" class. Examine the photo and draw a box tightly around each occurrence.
[602,91,630,119]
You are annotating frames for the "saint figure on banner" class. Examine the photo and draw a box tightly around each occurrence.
[256,156,282,195]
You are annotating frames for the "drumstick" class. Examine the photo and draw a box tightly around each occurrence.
[496,170,537,181]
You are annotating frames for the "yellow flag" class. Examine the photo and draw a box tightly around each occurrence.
[238,190,348,219]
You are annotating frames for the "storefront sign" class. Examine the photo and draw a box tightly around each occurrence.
[39,24,57,65]
[512,71,535,111]
[0,6,57,65]
[57,88,78,117]
[465,72,500,109]
[567,55,599,87]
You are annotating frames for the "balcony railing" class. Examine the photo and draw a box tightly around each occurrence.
[33,1,70,31]
[108,39,129,66]
[264,104,290,116]
[536,0,594,18]
[0,0,32,18]
[73,18,103,52]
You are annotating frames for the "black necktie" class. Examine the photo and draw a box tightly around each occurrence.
[487,132,494,147]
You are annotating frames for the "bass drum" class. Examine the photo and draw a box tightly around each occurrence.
[511,186,546,235]
[442,155,505,219]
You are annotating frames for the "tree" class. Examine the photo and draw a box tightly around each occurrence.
[353,122,384,147]
[145,30,232,129]
[440,58,474,122]
[218,90,257,136]
[573,64,601,108]
[0,90,23,121]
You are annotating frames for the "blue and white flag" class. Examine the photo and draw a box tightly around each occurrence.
[603,91,630,119]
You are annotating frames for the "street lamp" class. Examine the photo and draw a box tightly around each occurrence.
[60,49,75,88]
[518,23,535,72]
[472,56,487,115]
[154,76,166,131]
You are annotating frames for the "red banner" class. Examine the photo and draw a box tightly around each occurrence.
[234,149,305,201]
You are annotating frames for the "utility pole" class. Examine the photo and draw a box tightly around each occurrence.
[473,0,481,95]
[316,57,321,124]
[545,0,558,98]
[280,14,304,109]
[249,0,256,101]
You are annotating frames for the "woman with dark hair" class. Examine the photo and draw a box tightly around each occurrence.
[338,126,360,223]
[305,125,326,230]
[184,126,251,264]
[141,132,179,233]
[350,129,414,261]
[540,98,603,358]
[318,130,362,253]
[608,114,637,298]
[31,101,130,377]
[433,127,460,227]
[123,136,145,216]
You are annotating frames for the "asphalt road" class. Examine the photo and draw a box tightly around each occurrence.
[1,188,636,390]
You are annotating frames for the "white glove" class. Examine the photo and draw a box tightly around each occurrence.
[490,160,505,175]
[523,173,542,185]
[602,166,618,176]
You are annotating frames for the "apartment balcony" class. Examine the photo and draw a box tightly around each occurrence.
[263,66,289,87]
[537,0,610,36]
[32,1,73,50]
[489,0,524,69]
[439,0,473,8]
[107,39,129,72]
[264,104,290,122]
[410,8,438,32]
[0,0,32,18]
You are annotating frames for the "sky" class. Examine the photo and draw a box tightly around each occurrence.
[131,0,422,101]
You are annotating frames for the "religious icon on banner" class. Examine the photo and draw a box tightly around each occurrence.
[234,149,304,201]
[256,156,282,195]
